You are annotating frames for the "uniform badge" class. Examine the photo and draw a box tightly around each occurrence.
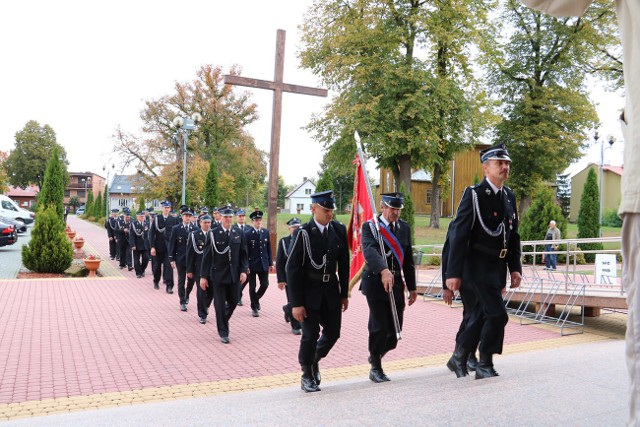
[485,188,491,196]
[493,212,498,217]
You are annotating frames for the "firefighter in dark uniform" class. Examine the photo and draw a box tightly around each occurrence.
[276,217,302,335]
[212,207,222,228]
[360,193,418,383]
[118,209,133,271]
[144,207,154,227]
[105,208,120,260]
[168,208,196,312]
[443,143,522,379]
[129,210,151,279]
[286,190,350,393]
[235,209,250,306]
[187,214,213,324]
[199,207,249,344]
[196,207,209,228]
[244,210,273,317]
[149,201,177,293]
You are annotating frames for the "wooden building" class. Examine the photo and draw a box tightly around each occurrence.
[377,145,486,216]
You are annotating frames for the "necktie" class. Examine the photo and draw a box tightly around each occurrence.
[322,227,328,241]
[390,222,396,235]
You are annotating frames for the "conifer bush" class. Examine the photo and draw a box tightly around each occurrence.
[22,205,73,273]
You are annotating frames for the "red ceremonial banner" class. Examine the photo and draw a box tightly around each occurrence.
[347,155,374,291]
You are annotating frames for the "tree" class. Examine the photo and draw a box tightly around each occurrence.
[261,176,291,210]
[5,120,68,190]
[482,0,618,213]
[398,181,415,245]
[68,195,81,210]
[93,191,103,219]
[36,147,68,222]
[22,205,73,273]
[137,196,146,212]
[519,186,567,242]
[576,168,603,262]
[556,173,571,219]
[85,190,94,217]
[0,150,9,194]
[300,0,495,229]
[315,169,333,193]
[204,157,219,209]
[103,185,109,214]
[317,146,355,214]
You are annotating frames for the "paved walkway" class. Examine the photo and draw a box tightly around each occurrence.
[0,227,32,279]
[0,216,629,424]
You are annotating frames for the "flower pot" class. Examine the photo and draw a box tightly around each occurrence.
[66,230,76,240]
[83,259,101,277]
[73,239,85,252]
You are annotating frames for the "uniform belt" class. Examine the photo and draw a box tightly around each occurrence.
[306,271,336,283]
[472,243,508,259]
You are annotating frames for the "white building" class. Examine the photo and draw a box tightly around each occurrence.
[284,178,316,214]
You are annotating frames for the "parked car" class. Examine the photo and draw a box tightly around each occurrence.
[0,195,35,224]
[0,216,27,233]
[76,206,86,215]
[0,221,17,247]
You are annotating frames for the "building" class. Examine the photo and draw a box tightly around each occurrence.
[5,185,39,208]
[65,172,106,210]
[109,174,160,211]
[377,145,486,216]
[284,178,316,214]
[570,163,623,222]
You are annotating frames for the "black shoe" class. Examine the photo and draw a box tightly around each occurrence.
[475,354,499,379]
[199,317,206,324]
[467,353,479,372]
[180,304,187,311]
[110,257,115,260]
[237,300,243,306]
[312,355,321,386]
[283,305,290,323]
[292,328,302,335]
[119,266,125,270]
[300,365,320,393]
[220,336,230,344]
[128,267,134,271]
[185,298,189,305]
[154,282,159,289]
[252,309,259,317]
[369,368,391,383]
[446,346,469,378]
[257,303,261,311]
[136,274,142,278]
[167,287,174,294]
[141,272,145,277]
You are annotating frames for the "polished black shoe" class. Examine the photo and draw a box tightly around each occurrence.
[237,299,243,306]
[167,287,174,294]
[199,317,206,324]
[467,353,479,372]
[119,266,125,270]
[369,368,391,383]
[291,328,302,335]
[180,304,187,312]
[312,355,321,386]
[185,298,189,305]
[257,303,261,311]
[283,305,290,323]
[252,309,259,317]
[446,346,469,378]
[154,282,160,290]
[475,353,499,379]
[300,365,320,393]
[128,267,134,271]
[220,336,230,344]
[141,272,145,277]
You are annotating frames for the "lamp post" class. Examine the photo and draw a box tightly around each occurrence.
[597,131,615,237]
[103,163,115,217]
[172,113,202,206]
[81,177,91,205]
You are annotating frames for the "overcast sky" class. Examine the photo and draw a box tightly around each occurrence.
[0,0,625,188]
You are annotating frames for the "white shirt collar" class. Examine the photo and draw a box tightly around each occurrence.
[486,177,503,194]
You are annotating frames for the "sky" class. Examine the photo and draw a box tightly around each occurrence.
[0,0,626,189]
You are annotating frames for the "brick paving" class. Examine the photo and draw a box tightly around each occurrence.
[0,216,626,421]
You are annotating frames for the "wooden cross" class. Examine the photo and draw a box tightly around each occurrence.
[224,29,328,256]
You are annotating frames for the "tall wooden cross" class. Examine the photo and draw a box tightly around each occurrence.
[224,29,328,256]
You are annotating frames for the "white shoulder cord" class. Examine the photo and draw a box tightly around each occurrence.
[471,188,504,237]
[190,232,204,255]
[132,222,144,237]
[209,230,231,255]
[299,229,327,270]
[154,216,165,234]
[281,238,290,258]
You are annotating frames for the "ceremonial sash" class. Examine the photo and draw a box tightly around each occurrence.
[378,221,404,267]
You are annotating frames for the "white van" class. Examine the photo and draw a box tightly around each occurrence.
[0,195,35,224]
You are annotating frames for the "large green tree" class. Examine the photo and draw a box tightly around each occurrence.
[204,157,219,210]
[482,0,618,213]
[0,151,8,194]
[520,186,567,242]
[22,204,73,273]
[5,120,68,190]
[36,146,69,222]
[577,168,603,261]
[300,0,495,228]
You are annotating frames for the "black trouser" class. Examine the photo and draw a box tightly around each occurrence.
[284,284,301,330]
[366,289,405,357]
[237,276,248,302]
[176,263,195,305]
[212,281,238,338]
[108,237,117,259]
[248,270,269,310]
[196,276,209,318]
[118,239,132,268]
[152,249,174,288]
[133,249,149,275]
[298,298,342,365]
[457,281,509,355]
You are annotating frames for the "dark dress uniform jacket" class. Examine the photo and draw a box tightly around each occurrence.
[286,219,350,311]
[445,178,522,286]
[276,235,293,283]
[149,215,176,253]
[360,217,416,302]
[186,228,209,278]
[128,220,150,250]
[200,227,249,285]
[245,227,272,272]
[105,217,117,239]
[168,223,194,266]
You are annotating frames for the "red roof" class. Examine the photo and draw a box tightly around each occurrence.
[6,185,39,197]
[604,165,623,176]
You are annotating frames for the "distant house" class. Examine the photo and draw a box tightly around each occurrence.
[109,175,161,212]
[570,163,623,222]
[65,172,106,210]
[6,185,39,208]
[284,178,316,214]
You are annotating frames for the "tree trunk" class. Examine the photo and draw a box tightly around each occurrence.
[519,194,532,217]
[429,163,442,229]
[398,155,412,194]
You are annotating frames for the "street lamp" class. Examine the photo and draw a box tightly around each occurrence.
[81,177,91,204]
[103,163,115,217]
[597,131,615,237]
[172,112,202,206]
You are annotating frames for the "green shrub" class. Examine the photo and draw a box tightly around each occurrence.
[22,204,73,273]
[602,208,622,227]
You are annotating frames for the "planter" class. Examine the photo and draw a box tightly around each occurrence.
[66,230,76,240]
[73,239,85,252]
[83,259,101,277]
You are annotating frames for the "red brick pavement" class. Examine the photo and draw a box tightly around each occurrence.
[0,216,558,406]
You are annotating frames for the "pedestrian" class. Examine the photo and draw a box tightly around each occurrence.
[196,207,209,228]
[443,143,522,379]
[286,190,350,393]
[199,206,249,344]
[118,209,133,271]
[129,210,150,278]
[64,205,68,223]
[276,217,303,335]
[235,209,250,232]
[543,220,561,270]
[187,214,213,324]
[105,208,119,260]
[168,208,196,312]
[149,201,177,293]
[244,210,273,317]
[360,192,418,382]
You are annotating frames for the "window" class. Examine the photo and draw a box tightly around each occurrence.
[77,190,86,198]
[64,190,70,197]
[305,188,311,195]
[296,203,304,211]
[119,199,128,207]
[426,189,432,205]
[2,201,17,211]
